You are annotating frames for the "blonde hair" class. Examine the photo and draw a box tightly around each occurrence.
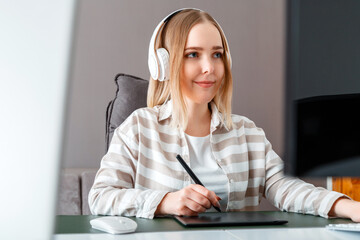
[147,9,233,130]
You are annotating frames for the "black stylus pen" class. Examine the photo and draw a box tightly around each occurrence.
[176,154,221,212]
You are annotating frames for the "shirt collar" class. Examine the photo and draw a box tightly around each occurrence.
[158,100,228,132]
[158,99,173,121]
[209,101,227,132]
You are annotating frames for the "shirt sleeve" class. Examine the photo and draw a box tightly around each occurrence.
[88,122,168,219]
[263,137,349,218]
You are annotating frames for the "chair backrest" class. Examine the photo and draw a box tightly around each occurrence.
[105,73,149,150]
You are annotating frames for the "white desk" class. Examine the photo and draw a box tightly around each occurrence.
[55,213,359,240]
[55,228,360,240]
[226,228,360,240]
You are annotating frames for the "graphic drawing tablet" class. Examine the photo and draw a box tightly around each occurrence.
[174,212,288,227]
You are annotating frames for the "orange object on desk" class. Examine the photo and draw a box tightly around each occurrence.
[332,177,360,201]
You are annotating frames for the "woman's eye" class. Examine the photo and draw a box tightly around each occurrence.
[214,52,223,58]
[186,52,198,58]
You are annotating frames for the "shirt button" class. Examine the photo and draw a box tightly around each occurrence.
[229,179,234,183]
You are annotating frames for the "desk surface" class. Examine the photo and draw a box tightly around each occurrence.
[55,211,353,234]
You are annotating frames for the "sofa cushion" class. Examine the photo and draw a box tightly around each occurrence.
[81,171,97,215]
[57,173,81,215]
[105,73,149,150]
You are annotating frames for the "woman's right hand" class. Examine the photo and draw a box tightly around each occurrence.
[155,184,221,216]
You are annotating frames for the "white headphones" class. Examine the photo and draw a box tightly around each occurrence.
[148,8,232,81]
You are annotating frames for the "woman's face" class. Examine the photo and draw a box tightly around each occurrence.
[180,22,225,105]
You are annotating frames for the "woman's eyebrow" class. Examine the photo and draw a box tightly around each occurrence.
[184,46,224,51]
[212,46,224,50]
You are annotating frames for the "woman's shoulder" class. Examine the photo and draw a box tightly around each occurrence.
[109,106,165,143]
[117,106,161,132]
[131,106,160,117]
[230,114,265,135]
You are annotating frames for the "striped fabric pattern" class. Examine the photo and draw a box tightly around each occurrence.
[89,100,345,219]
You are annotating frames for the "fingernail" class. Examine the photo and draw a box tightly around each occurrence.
[215,201,221,208]
[217,196,222,200]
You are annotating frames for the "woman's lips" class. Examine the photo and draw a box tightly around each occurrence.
[194,81,215,88]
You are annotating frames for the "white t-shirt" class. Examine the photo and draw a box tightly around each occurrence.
[185,133,229,211]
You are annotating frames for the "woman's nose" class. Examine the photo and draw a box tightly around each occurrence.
[201,56,214,74]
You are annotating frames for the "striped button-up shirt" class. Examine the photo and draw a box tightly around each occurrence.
[89,100,345,219]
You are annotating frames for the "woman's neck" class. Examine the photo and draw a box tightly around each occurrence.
[184,101,211,137]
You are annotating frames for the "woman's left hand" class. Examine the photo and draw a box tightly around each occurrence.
[329,198,360,222]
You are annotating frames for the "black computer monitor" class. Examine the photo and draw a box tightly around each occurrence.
[284,0,360,177]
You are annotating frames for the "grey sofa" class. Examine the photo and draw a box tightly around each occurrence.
[57,169,97,215]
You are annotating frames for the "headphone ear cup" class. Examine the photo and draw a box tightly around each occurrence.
[156,48,170,81]
[148,53,158,80]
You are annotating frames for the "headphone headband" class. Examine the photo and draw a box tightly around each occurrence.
[148,8,232,81]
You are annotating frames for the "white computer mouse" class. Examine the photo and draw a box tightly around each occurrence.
[90,216,137,234]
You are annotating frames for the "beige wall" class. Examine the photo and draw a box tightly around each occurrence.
[63,0,286,168]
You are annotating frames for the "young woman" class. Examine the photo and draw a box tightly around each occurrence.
[89,8,360,221]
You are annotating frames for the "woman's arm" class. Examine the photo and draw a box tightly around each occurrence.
[89,182,168,218]
[329,197,360,222]
[263,138,348,218]
[88,126,168,219]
